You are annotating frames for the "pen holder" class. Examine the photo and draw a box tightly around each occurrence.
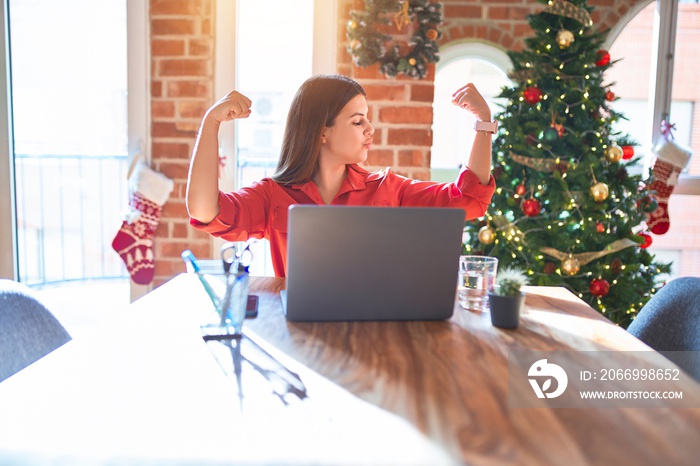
[196,269,249,338]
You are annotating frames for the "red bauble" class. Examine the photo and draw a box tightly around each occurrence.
[590,278,610,297]
[622,145,635,160]
[523,86,543,105]
[521,198,541,217]
[595,50,611,67]
[605,91,615,101]
[596,222,605,233]
[639,232,653,249]
[515,183,527,196]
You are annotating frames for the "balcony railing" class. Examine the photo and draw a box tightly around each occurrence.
[14,154,129,286]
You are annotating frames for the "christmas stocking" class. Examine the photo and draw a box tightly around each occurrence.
[647,140,692,235]
[112,161,174,284]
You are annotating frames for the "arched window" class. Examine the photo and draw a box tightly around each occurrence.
[431,43,511,181]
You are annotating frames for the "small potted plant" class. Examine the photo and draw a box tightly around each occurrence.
[488,267,529,329]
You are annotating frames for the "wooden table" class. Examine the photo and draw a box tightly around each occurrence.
[1,274,699,465]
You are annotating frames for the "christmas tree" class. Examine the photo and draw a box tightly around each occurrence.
[463,0,670,328]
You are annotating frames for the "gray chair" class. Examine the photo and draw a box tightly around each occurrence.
[627,276,700,381]
[0,279,72,382]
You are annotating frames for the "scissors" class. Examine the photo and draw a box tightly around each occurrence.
[219,240,256,326]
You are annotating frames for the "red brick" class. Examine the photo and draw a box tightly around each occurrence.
[158,162,191,180]
[152,142,191,160]
[387,128,433,146]
[151,0,207,16]
[159,58,210,77]
[367,150,394,166]
[177,101,209,119]
[162,199,188,218]
[152,121,198,138]
[152,80,163,98]
[444,5,482,19]
[364,84,406,101]
[167,80,211,98]
[152,100,176,118]
[153,258,187,277]
[398,149,427,167]
[152,39,185,56]
[379,106,433,124]
[189,38,211,56]
[410,84,434,103]
[151,19,196,36]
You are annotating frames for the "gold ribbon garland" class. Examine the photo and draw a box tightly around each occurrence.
[543,0,593,27]
[540,238,638,267]
[393,0,411,30]
[510,151,558,172]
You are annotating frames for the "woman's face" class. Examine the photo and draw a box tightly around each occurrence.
[319,94,374,168]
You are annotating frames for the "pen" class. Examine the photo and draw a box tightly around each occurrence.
[181,250,221,311]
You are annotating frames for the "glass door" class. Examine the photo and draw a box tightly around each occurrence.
[7,0,129,285]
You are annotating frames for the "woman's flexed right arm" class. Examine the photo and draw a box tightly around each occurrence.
[186,91,252,224]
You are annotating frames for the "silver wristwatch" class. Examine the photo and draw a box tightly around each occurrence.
[474,120,498,134]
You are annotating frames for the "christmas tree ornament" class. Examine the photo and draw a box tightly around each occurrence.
[561,256,581,275]
[555,161,569,174]
[112,161,174,285]
[521,198,541,217]
[605,90,615,101]
[590,182,609,202]
[595,49,611,66]
[426,28,438,41]
[646,131,693,235]
[543,262,557,275]
[596,222,605,233]
[643,197,658,213]
[610,258,623,274]
[523,86,543,105]
[556,29,575,48]
[589,278,610,297]
[605,144,623,163]
[542,127,559,142]
[622,145,635,160]
[515,183,527,196]
[638,232,653,249]
[478,226,496,245]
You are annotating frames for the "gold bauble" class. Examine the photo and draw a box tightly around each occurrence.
[605,144,623,163]
[348,20,357,30]
[408,57,417,66]
[561,256,581,276]
[556,29,575,49]
[590,182,609,202]
[349,39,362,50]
[426,28,438,41]
[478,226,496,245]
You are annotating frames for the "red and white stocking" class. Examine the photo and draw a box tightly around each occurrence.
[112,162,174,284]
[647,140,692,235]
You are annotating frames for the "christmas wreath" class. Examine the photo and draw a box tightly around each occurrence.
[346,0,443,79]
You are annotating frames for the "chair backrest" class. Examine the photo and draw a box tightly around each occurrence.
[0,279,72,382]
[627,276,700,382]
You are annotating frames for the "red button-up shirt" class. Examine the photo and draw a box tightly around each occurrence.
[190,164,495,277]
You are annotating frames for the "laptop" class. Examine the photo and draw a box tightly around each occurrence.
[281,205,464,322]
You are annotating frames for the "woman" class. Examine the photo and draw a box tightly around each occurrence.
[187,74,496,277]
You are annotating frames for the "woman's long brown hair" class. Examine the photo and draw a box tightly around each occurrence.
[272,74,366,185]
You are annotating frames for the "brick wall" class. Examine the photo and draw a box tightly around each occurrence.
[149,0,645,286]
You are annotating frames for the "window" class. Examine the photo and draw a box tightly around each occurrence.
[215,0,335,276]
[431,43,511,180]
[607,0,700,277]
[1,0,146,284]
